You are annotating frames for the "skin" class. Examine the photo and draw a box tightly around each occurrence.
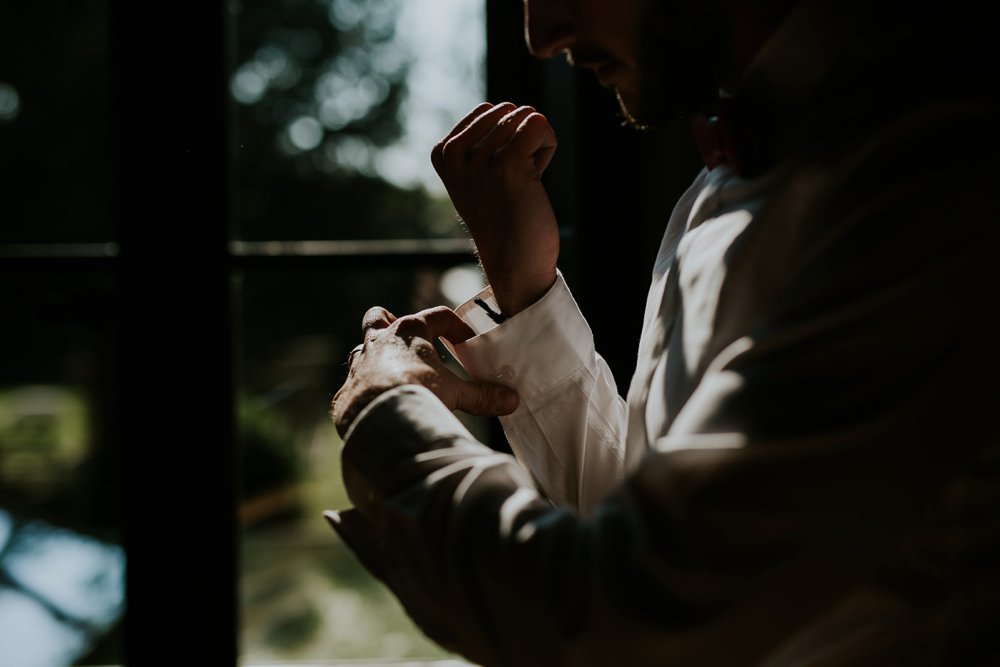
[523,0,798,127]
[525,0,714,126]
[332,0,797,434]
[331,305,519,436]
[431,102,560,317]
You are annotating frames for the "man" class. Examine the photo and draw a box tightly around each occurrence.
[329,0,999,664]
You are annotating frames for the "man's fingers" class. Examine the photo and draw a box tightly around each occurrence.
[447,102,495,140]
[345,304,520,418]
[362,306,396,339]
[442,102,518,161]
[415,306,478,345]
[470,105,537,158]
[431,102,557,182]
[368,306,472,349]
[432,102,493,170]
[450,379,519,417]
[506,113,558,174]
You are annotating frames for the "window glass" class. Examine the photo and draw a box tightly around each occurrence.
[0,2,113,244]
[232,0,488,659]
[0,270,124,665]
[235,263,488,663]
[230,0,486,242]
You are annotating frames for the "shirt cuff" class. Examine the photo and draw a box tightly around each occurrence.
[449,271,597,399]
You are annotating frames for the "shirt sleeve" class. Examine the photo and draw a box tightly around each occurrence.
[446,272,628,515]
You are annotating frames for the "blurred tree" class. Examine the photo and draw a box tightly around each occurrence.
[232,0,450,241]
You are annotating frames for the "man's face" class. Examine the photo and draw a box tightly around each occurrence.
[523,0,727,127]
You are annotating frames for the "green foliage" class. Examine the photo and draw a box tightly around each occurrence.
[237,394,300,499]
[231,0,450,241]
[0,386,89,501]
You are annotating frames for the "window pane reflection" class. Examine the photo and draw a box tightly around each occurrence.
[0,271,123,665]
[230,0,486,242]
[0,2,113,244]
[0,510,124,667]
[235,264,488,663]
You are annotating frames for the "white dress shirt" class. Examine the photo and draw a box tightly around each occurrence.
[450,163,772,516]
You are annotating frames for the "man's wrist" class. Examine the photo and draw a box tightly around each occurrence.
[333,382,401,439]
[491,271,558,317]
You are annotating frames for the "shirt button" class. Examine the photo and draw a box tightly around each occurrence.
[497,365,516,381]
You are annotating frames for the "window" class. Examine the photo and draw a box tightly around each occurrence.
[2,0,700,664]
[0,1,124,664]
[228,0,490,661]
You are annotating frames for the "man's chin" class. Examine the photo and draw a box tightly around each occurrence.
[615,88,682,131]
[615,89,648,130]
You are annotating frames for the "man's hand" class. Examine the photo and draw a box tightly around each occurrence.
[331,305,520,437]
[432,102,560,316]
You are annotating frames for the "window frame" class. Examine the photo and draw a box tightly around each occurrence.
[2,0,700,663]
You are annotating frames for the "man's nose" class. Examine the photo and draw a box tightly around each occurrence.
[523,0,575,59]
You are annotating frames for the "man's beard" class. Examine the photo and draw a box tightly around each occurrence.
[620,4,727,129]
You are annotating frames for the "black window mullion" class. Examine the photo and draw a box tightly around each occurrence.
[110,1,237,664]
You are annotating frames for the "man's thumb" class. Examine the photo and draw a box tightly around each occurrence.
[454,381,519,416]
